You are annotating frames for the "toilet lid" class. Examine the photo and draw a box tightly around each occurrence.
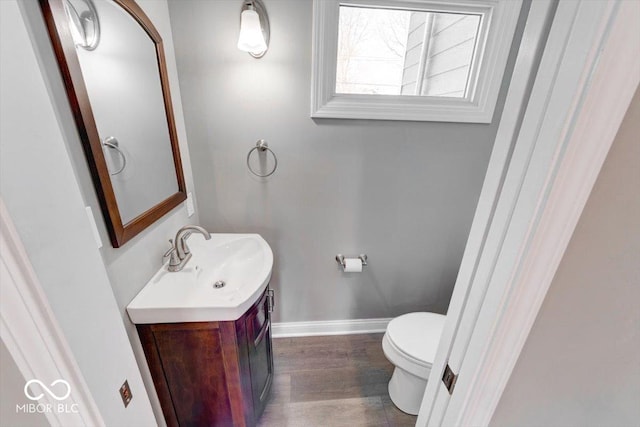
[386,312,446,365]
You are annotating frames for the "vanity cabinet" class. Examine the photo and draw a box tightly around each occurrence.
[137,287,274,427]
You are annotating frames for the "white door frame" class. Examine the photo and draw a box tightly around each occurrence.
[0,199,105,427]
[417,0,640,425]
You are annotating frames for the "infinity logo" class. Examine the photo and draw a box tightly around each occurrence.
[24,379,71,401]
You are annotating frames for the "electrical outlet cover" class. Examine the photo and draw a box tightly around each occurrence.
[119,380,132,407]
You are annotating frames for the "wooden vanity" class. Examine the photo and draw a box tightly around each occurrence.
[137,287,274,427]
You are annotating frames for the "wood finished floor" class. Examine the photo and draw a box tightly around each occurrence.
[258,333,417,427]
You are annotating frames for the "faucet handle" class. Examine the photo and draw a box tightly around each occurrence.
[163,239,174,255]
[163,240,181,268]
[180,232,192,256]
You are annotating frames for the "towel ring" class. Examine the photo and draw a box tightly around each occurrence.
[102,136,126,175]
[246,139,278,177]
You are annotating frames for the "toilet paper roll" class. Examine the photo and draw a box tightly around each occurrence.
[343,258,363,273]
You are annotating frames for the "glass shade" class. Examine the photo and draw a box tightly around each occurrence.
[237,9,267,54]
[63,0,100,50]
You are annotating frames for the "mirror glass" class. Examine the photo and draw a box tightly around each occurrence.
[71,0,179,224]
[336,5,481,97]
[42,0,186,247]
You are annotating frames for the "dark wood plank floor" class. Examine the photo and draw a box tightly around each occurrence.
[258,333,417,427]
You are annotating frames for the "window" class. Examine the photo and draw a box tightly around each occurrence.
[336,7,481,98]
[311,0,523,122]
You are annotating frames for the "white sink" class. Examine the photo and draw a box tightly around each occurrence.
[127,233,273,324]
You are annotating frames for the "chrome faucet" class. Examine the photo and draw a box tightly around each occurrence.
[163,225,211,272]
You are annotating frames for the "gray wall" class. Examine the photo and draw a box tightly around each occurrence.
[0,1,156,424]
[490,88,640,426]
[13,0,198,424]
[168,0,530,322]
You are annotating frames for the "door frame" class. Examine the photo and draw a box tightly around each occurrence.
[0,199,105,427]
[417,0,640,425]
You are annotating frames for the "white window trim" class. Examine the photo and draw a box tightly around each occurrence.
[310,0,523,122]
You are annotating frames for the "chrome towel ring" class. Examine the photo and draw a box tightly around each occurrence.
[246,139,278,177]
[102,136,126,175]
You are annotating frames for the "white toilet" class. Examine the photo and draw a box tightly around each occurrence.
[382,312,446,415]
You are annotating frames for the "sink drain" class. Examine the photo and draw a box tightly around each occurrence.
[213,280,226,289]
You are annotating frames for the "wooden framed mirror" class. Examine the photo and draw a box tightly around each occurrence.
[39,0,187,247]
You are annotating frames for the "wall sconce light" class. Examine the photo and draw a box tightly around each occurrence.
[63,0,100,50]
[237,0,270,58]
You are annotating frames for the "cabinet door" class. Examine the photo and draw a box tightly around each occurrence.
[138,322,247,427]
[245,289,274,419]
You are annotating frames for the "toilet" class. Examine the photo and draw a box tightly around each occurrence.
[382,312,446,415]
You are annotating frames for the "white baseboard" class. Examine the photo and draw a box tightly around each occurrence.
[271,318,392,338]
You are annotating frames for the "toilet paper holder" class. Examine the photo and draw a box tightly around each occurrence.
[335,254,368,270]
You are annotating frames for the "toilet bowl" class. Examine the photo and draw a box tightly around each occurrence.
[382,312,446,415]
